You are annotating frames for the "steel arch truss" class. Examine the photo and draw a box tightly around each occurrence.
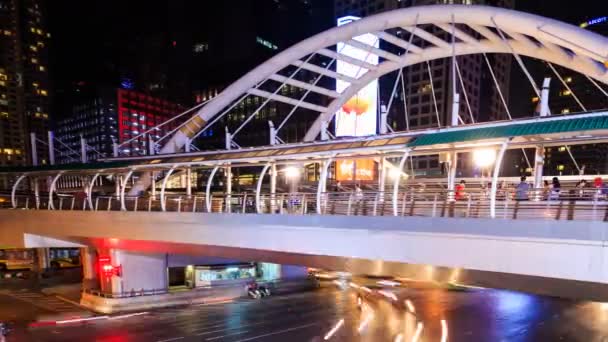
[161,5,608,153]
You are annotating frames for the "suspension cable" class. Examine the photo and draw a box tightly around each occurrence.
[232,53,317,138]
[483,53,512,120]
[547,63,587,111]
[585,75,608,98]
[384,23,417,126]
[400,69,409,131]
[186,93,250,142]
[564,145,582,174]
[384,68,404,121]
[276,44,348,133]
[490,17,540,98]
[426,61,441,127]
[454,57,474,123]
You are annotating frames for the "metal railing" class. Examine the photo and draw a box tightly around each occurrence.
[3,187,608,222]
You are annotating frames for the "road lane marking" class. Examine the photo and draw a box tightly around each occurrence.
[156,337,184,342]
[206,330,250,340]
[232,323,318,342]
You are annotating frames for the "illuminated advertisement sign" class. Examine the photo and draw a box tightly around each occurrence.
[580,16,607,28]
[336,159,375,182]
[335,16,378,137]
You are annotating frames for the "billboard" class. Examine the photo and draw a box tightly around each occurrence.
[335,159,376,182]
[335,16,378,137]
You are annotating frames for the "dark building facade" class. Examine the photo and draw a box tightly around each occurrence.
[0,0,50,174]
[55,87,182,163]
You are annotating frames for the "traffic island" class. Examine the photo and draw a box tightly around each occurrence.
[80,277,318,314]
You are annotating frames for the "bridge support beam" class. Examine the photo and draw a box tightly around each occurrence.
[206,166,220,213]
[256,163,272,214]
[86,173,101,210]
[270,163,277,213]
[48,172,64,210]
[317,158,333,214]
[120,170,135,211]
[393,149,411,216]
[11,174,27,208]
[378,156,386,201]
[225,166,232,213]
[490,139,510,218]
[160,166,177,212]
[533,145,545,190]
[446,151,458,196]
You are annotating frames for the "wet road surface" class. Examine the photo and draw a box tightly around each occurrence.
[8,283,608,341]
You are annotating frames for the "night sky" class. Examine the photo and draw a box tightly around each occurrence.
[46,0,606,119]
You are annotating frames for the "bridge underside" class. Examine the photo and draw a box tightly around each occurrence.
[3,210,608,301]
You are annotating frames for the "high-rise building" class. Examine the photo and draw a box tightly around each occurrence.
[173,0,334,149]
[55,87,183,164]
[335,0,514,176]
[527,16,608,176]
[0,0,50,174]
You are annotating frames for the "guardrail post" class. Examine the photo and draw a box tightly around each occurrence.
[70,197,75,210]
[512,200,519,220]
[134,197,138,212]
[400,192,407,216]
[372,193,379,216]
[555,201,563,220]
[95,197,99,211]
[409,195,416,216]
[59,197,64,210]
[242,193,247,214]
[503,196,509,219]
[24,197,29,209]
[432,194,438,217]
[466,196,472,218]
[107,197,112,211]
[279,194,285,214]
[148,197,152,212]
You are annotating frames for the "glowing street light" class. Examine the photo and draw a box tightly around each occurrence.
[284,166,300,179]
[473,148,496,168]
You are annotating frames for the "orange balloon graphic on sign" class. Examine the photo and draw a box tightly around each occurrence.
[341,96,370,116]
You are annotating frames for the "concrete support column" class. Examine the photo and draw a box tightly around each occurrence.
[98,249,168,295]
[81,247,98,289]
[151,172,157,199]
[36,248,49,273]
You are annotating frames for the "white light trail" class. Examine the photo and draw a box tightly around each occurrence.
[405,299,415,313]
[378,290,398,301]
[357,313,374,333]
[323,318,345,340]
[411,322,424,342]
[394,333,404,342]
[441,319,449,342]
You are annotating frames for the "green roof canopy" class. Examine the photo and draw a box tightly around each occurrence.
[0,160,135,174]
[407,115,608,147]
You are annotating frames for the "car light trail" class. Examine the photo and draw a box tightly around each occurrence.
[378,290,398,301]
[357,313,374,333]
[394,333,403,342]
[361,286,372,293]
[56,316,109,324]
[323,318,345,340]
[405,299,415,313]
[441,319,448,342]
[411,322,424,342]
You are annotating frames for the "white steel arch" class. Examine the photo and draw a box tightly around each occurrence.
[160,5,608,153]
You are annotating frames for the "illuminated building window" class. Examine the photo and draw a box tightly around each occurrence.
[3,30,11,36]
[36,29,42,35]
[557,165,565,171]
[29,45,37,51]
[418,83,432,93]
[256,37,278,50]
[30,27,36,33]
[35,112,41,118]
[531,96,539,103]
[39,66,45,72]
[565,77,572,83]
[42,113,48,119]
[3,148,13,155]
[193,43,209,53]
[558,146,566,152]
[32,82,39,87]
[39,89,48,96]
[31,58,38,64]
[561,108,570,114]
[37,41,44,47]
[560,90,571,96]
[46,33,50,38]
[0,112,8,118]
[0,81,5,87]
